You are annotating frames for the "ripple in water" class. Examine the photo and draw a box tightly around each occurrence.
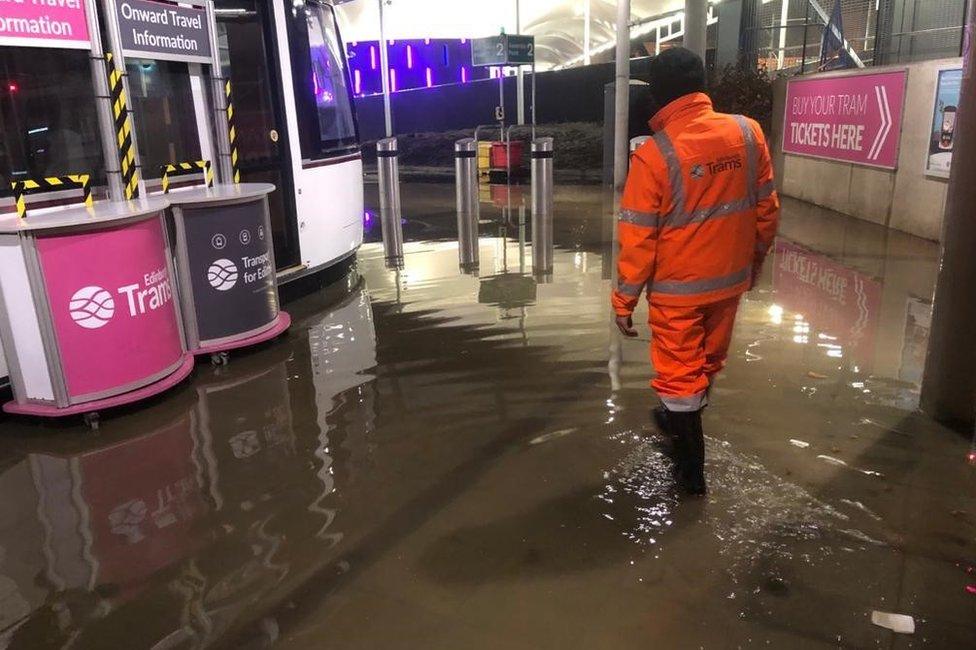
[599,429,889,579]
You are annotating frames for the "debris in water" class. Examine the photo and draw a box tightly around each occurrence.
[817,455,885,478]
[529,428,578,445]
[789,439,810,449]
[840,499,883,521]
[807,371,828,380]
[871,611,915,634]
[817,455,847,467]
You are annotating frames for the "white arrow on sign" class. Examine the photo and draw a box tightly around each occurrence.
[868,84,892,162]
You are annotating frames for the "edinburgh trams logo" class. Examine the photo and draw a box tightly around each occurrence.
[68,268,173,330]
[207,258,239,291]
[69,286,116,329]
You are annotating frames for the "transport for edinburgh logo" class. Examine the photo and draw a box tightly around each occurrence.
[69,286,116,329]
[207,258,239,291]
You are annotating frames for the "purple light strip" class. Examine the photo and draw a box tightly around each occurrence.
[426,67,433,88]
[370,46,376,70]
[407,44,413,68]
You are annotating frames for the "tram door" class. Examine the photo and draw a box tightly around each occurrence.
[214,0,301,270]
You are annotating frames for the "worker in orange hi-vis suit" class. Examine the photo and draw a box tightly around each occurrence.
[611,48,780,495]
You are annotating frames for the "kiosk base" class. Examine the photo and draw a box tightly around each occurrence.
[3,355,196,418]
[194,312,292,357]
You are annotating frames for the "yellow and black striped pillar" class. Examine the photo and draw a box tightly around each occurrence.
[11,175,92,219]
[225,80,241,184]
[106,52,139,200]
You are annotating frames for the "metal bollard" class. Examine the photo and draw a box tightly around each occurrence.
[531,137,554,279]
[455,138,480,273]
[377,137,403,263]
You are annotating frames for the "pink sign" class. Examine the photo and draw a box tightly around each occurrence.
[783,70,907,170]
[773,240,882,369]
[36,216,184,400]
[0,0,91,50]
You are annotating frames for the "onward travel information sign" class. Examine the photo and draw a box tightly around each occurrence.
[783,70,907,170]
[0,0,91,50]
[116,0,211,64]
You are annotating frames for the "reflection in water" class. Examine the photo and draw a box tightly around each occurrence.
[600,428,889,577]
[0,285,378,649]
[773,239,883,371]
[0,187,972,648]
[531,202,553,281]
[598,429,678,548]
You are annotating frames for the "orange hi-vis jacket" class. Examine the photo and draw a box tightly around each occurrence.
[612,93,780,315]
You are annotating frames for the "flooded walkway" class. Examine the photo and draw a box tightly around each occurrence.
[0,182,973,649]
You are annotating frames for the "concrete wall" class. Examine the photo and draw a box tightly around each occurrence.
[770,58,962,242]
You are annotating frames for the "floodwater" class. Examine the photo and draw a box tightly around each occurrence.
[0,181,974,649]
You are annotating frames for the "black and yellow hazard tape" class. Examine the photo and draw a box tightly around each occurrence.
[160,160,214,193]
[225,80,240,184]
[105,52,139,200]
[11,174,92,219]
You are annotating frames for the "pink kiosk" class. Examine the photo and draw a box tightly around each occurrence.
[0,199,194,426]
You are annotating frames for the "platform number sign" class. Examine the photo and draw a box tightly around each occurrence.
[471,34,535,67]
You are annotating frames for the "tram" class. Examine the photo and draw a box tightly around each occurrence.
[213,0,364,280]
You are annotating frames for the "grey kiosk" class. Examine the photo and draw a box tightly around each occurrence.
[107,0,290,360]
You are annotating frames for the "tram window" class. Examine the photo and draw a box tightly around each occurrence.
[289,0,359,160]
[126,59,202,176]
[0,48,105,189]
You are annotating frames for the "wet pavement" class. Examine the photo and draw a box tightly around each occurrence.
[0,181,974,649]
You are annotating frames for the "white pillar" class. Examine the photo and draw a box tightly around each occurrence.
[613,0,631,194]
[584,0,592,65]
[684,0,708,60]
[516,0,525,125]
[777,0,789,70]
[378,0,392,137]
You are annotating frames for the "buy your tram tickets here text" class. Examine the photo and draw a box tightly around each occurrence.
[788,93,868,152]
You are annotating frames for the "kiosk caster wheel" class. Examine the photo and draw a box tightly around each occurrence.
[211,352,229,367]
[83,412,100,430]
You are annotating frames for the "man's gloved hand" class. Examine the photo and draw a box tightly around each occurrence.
[615,314,639,337]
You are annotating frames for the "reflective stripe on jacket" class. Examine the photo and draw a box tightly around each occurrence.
[612,93,780,315]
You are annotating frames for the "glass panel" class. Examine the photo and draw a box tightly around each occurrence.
[215,0,302,270]
[306,3,357,149]
[126,59,202,177]
[217,9,278,166]
[0,47,105,187]
[291,0,359,160]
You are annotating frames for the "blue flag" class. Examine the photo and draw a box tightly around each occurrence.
[820,0,855,71]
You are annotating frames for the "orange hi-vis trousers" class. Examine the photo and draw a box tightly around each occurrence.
[650,296,740,412]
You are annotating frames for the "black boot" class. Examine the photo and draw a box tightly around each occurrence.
[668,409,707,496]
[650,406,680,458]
